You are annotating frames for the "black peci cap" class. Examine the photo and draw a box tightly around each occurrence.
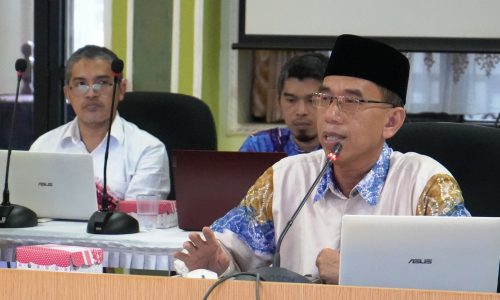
[324,34,410,104]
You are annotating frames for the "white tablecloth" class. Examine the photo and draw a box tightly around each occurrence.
[0,221,192,271]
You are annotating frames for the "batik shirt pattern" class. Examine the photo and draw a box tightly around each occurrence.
[239,127,321,156]
[212,144,469,275]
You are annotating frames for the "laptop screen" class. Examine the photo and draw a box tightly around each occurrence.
[172,150,286,231]
[339,215,500,292]
[0,150,98,221]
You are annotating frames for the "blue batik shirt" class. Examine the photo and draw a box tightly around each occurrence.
[239,127,321,156]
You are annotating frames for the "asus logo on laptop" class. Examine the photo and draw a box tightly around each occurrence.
[408,258,433,264]
[38,182,53,187]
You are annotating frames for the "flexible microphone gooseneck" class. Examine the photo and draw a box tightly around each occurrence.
[101,59,123,213]
[87,59,139,234]
[0,59,38,228]
[248,143,343,283]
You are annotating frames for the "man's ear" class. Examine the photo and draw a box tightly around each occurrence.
[382,107,406,139]
[63,85,71,104]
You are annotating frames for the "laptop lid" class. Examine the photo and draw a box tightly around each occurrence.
[339,215,500,292]
[0,150,98,221]
[172,150,286,231]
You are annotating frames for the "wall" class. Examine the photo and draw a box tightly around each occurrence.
[111,0,128,76]
[112,0,248,151]
[245,0,500,39]
[133,0,172,91]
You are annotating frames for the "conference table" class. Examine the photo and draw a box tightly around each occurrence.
[0,220,190,271]
[0,268,498,300]
[0,221,499,299]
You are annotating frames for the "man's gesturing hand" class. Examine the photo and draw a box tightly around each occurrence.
[174,226,230,276]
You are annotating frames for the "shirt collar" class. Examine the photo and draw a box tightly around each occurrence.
[60,113,125,147]
[110,112,125,145]
[313,143,392,206]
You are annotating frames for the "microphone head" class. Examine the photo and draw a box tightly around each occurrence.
[332,143,342,155]
[327,143,343,162]
[111,59,124,75]
[15,59,27,73]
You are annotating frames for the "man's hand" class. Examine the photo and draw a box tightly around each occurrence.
[316,248,340,284]
[173,226,230,276]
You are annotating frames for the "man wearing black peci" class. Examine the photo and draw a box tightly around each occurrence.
[174,34,470,284]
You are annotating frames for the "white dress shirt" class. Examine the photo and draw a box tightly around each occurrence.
[30,113,170,200]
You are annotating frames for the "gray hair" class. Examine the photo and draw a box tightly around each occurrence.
[65,45,119,84]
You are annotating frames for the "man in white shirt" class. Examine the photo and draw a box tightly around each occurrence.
[174,35,469,283]
[30,45,169,207]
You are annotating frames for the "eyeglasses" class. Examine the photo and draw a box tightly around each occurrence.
[311,92,395,114]
[70,80,113,95]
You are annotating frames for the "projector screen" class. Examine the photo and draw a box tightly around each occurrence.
[235,0,500,52]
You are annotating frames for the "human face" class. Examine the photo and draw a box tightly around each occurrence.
[279,77,322,147]
[317,75,397,168]
[64,58,125,129]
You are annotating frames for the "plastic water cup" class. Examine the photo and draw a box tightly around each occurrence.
[136,194,160,232]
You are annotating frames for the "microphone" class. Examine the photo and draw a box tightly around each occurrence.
[87,58,139,234]
[0,59,38,228]
[246,143,343,283]
[101,59,124,212]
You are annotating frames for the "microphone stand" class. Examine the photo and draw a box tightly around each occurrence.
[87,59,139,234]
[0,59,38,228]
[247,143,342,283]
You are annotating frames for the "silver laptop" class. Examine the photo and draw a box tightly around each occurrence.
[339,215,500,292]
[0,150,98,220]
